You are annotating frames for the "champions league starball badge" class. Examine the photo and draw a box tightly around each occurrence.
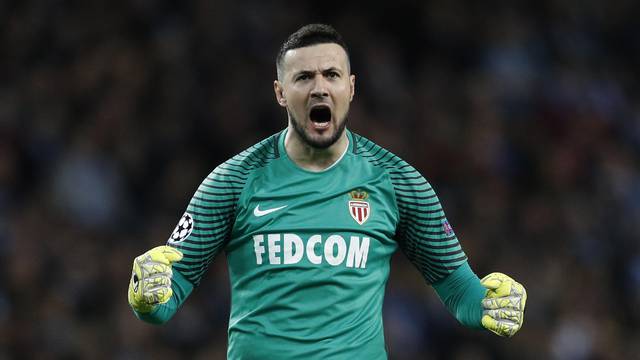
[168,212,194,244]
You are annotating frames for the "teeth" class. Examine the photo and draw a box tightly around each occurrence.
[312,121,330,129]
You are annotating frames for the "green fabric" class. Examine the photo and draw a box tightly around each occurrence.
[133,270,193,324]
[133,129,473,359]
[432,261,486,329]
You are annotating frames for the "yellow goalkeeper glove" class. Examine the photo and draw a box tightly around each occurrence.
[480,272,527,337]
[127,245,183,313]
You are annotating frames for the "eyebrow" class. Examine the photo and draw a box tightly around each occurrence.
[292,67,343,77]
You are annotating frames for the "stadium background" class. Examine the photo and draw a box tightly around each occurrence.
[2,0,639,358]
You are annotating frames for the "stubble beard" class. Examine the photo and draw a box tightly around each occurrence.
[289,111,349,149]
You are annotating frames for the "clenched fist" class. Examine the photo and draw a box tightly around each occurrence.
[127,246,183,313]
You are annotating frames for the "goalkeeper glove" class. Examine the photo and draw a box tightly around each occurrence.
[480,272,527,337]
[127,245,183,313]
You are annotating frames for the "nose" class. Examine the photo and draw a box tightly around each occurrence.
[310,75,329,99]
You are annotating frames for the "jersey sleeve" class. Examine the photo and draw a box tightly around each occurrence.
[167,134,280,286]
[167,164,242,286]
[133,134,279,325]
[390,161,485,328]
[432,262,485,328]
[390,164,468,284]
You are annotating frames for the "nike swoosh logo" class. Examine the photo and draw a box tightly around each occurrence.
[253,204,288,217]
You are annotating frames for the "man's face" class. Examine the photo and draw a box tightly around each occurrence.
[274,43,355,149]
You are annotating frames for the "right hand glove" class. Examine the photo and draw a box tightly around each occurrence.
[127,245,183,313]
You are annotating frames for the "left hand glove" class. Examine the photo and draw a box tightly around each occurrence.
[480,272,527,337]
[127,245,183,313]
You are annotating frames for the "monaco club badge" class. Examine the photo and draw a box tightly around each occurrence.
[348,189,370,225]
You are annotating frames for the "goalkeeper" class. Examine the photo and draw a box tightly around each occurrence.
[128,24,527,358]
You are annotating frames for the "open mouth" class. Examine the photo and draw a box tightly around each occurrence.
[309,105,332,123]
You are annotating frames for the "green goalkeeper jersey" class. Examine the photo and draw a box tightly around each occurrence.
[161,129,469,359]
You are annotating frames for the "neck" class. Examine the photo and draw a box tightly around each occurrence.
[284,126,349,172]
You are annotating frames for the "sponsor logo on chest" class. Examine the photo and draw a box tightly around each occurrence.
[253,233,370,269]
[250,189,376,269]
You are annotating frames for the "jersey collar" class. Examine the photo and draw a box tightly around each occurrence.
[278,128,353,173]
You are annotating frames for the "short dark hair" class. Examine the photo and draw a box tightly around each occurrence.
[276,24,350,80]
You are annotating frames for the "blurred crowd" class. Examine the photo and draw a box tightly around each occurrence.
[2,0,640,359]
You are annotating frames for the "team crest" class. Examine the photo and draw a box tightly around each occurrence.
[348,189,370,225]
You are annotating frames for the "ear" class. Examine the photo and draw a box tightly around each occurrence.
[349,74,356,102]
[274,80,287,107]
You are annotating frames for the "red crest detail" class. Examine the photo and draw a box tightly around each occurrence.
[348,189,370,225]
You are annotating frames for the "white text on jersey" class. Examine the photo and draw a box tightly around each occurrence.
[253,234,370,269]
